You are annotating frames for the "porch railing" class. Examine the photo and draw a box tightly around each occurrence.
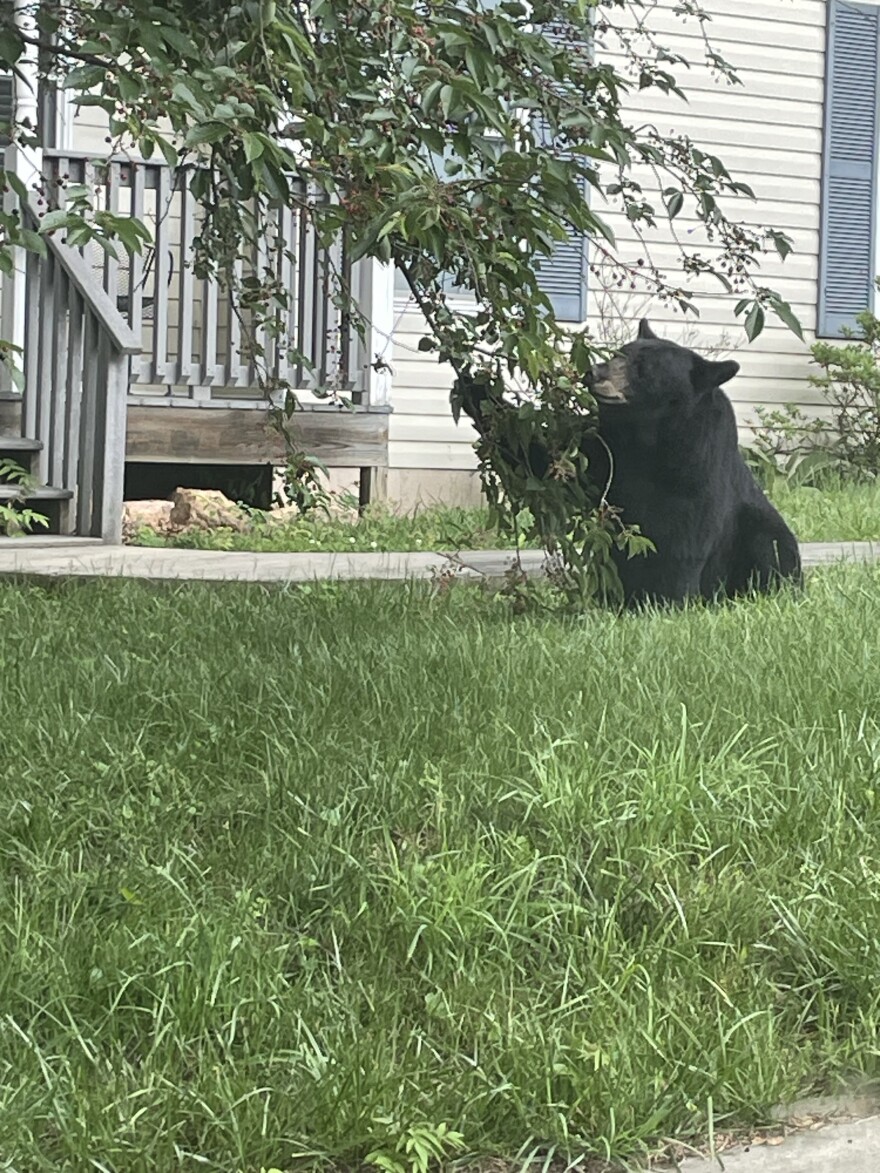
[20,193,141,541]
[41,150,369,408]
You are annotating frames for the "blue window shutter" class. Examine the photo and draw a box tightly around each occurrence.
[0,73,12,147]
[533,192,587,322]
[533,21,588,324]
[819,0,880,337]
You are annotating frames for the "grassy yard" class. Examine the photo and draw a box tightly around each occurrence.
[771,480,880,541]
[130,481,880,553]
[2,568,880,1169]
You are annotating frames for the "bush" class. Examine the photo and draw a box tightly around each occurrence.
[750,284,880,485]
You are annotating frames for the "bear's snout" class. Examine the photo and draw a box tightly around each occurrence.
[587,356,629,404]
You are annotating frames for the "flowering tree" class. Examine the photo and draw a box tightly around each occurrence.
[0,0,801,599]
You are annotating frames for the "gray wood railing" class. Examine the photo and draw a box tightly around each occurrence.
[41,150,368,407]
[21,193,140,542]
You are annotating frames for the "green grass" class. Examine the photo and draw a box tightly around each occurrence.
[3,568,880,1169]
[132,504,521,553]
[770,480,880,542]
[129,482,880,554]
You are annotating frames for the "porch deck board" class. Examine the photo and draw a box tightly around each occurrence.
[124,403,390,467]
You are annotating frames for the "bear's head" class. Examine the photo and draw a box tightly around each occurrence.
[587,320,740,417]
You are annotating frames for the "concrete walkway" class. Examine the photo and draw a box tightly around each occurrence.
[673,1105,880,1172]
[0,538,878,584]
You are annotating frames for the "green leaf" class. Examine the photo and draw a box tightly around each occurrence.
[92,234,120,259]
[3,170,28,202]
[744,302,765,342]
[171,81,202,111]
[117,72,142,102]
[242,132,265,163]
[19,228,47,257]
[771,297,805,342]
[63,64,106,90]
[8,363,24,394]
[37,209,77,234]
[184,123,229,148]
[0,27,23,68]
[666,190,684,219]
[111,218,149,254]
[65,223,99,249]
[155,137,179,168]
[769,230,794,261]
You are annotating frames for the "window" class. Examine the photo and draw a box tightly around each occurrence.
[819,0,880,336]
[392,11,589,323]
[391,141,491,308]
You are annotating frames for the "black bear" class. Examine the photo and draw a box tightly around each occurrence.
[584,319,801,605]
[455,319,802,607]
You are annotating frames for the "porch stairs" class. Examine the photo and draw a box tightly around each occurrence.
[0,432,72,533]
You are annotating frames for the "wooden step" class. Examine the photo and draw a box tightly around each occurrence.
[0,437,42,453]
[0,484,72,502]
[0,534,101,548]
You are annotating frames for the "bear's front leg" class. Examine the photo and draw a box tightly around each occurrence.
[615,550,705,608]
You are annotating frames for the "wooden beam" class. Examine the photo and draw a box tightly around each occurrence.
[125,405,389,467]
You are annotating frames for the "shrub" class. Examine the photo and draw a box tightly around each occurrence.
[750,285,880,485]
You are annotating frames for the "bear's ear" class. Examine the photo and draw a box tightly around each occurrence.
[637,319,658,341]
[692,356,740,392]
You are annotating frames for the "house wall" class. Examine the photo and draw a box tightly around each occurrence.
[386,0,828,508]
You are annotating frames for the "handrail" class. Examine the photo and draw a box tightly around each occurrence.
[24,194,142,354]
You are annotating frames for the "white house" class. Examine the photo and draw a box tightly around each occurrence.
[0,0,872,535]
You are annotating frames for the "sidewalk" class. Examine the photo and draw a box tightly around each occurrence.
[674,1101,880,1172]
[0,538,878,584]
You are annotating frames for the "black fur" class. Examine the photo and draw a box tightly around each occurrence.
[585,320,802,605]
[455,320,802,607]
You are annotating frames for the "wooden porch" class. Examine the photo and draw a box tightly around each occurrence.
[0,149,390,541]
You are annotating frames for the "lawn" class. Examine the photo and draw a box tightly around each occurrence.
[130,481,880,553]
[2,567,880,1170]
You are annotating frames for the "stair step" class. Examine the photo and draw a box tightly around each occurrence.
[0,484,72,502]
[0,437,43,453]
[0,534,101,548]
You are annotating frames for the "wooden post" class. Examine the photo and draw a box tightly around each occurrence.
[1,0,42,397]
[354,257,394,508]
[98,348,130,543]
[76,311,98,534]
[177,177,196,386]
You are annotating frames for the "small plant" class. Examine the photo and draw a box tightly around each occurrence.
[750,283,880,485]
[744,413,840,490]
[366,1121,466,1173]
[277,448,332,517]
[0,459,49,536]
